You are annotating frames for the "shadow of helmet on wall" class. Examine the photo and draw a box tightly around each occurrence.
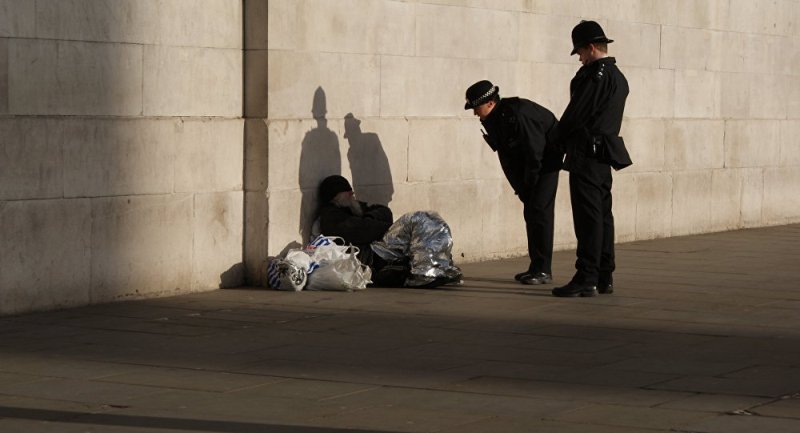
[298,87,341,244]
[344,112,394,207]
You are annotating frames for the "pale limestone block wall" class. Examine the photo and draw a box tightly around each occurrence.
[0,1,244,315]
[5,0,796,306]
[251,0,800,285]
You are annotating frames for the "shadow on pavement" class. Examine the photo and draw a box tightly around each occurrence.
[0,406,393,432]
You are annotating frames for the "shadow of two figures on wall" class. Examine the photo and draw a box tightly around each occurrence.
[298,87,394,243]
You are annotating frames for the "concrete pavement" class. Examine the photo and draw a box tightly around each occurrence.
[1,224,799,432]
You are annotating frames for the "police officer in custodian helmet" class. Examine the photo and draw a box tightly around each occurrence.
[551,20,633,298]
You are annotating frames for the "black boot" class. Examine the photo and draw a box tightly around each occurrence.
[520,272,553,285]
[552,282,598,297]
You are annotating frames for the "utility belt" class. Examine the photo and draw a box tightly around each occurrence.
[587,135,604,158]
[568,130,602,156]
[563,131,632,171]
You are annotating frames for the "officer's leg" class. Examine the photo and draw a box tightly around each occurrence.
[599,169,615,281]
[523,170,559,274]
[569,162,605,285]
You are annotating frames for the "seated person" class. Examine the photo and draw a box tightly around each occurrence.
[316,175,462,288]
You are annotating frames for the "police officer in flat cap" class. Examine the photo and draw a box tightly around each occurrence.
[464,80,562,285]
[551,20,633,298]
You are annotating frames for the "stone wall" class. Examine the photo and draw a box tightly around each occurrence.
[2,0,799,313]
[0,0,244,315]
[248,0,800,285]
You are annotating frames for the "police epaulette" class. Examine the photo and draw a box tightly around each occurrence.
[594,62,605,81]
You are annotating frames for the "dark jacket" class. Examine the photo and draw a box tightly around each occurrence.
[555,57,632,171]
[480,97,561,199]
[317,201,393,265]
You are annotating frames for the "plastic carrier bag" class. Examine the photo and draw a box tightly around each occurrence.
[305,235,371,291]
[267,235,371,291]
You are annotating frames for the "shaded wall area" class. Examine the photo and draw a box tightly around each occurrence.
[0,1,245,315]
[248,0,800,285]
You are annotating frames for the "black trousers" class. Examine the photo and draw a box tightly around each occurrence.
[522,170,560,274]
[568,159,615,285]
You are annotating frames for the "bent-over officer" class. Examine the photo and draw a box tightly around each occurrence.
[464,80,562,285]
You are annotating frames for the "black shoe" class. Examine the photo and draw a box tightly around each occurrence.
[520,272,553,285]
[416,275,461,289]
[598,282,614,294]
[552,282,598,297]
[598,275,614,294]
[372,264,410,287]
[514,271,532,281]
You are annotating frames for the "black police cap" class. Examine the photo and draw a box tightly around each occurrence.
[464,80,500,110]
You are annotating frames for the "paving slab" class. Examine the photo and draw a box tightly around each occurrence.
[754,397,800,419]
[437,417,670,433]
[656,393,772,413]
[0,224,799,432]
[544,403,716,430]
[682,413,800,433]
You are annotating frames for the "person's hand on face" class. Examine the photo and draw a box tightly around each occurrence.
[333,190,363,216]
[332,190,354,206]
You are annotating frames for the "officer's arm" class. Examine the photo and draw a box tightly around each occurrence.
[556,78,602,142]
[522,116,545,185]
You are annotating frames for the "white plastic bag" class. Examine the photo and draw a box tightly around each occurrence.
[305,244,372,291]
[268,234,371,292]
[311,243,350,264]
[306,235,349,266]
[284,249,315,273]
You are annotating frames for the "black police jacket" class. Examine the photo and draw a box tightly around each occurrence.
[480,97,561,199]
[556,57,632,171]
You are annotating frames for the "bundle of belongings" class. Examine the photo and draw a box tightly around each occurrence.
[268,235,371,291]
[267,175,462,291]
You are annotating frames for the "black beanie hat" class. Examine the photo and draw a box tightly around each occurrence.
[319,175,352,204]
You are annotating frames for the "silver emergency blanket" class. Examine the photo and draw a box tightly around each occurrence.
[371,211,462,287]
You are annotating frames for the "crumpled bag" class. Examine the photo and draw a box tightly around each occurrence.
[305,243,371,291]
[267,258,307,291]
[371,211,462,287]
[266,235,350,291]
[307,235,350,266]
[284,249,315,273]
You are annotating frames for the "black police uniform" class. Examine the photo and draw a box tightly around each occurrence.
[481,97,562,277]
[556,56,632,289]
